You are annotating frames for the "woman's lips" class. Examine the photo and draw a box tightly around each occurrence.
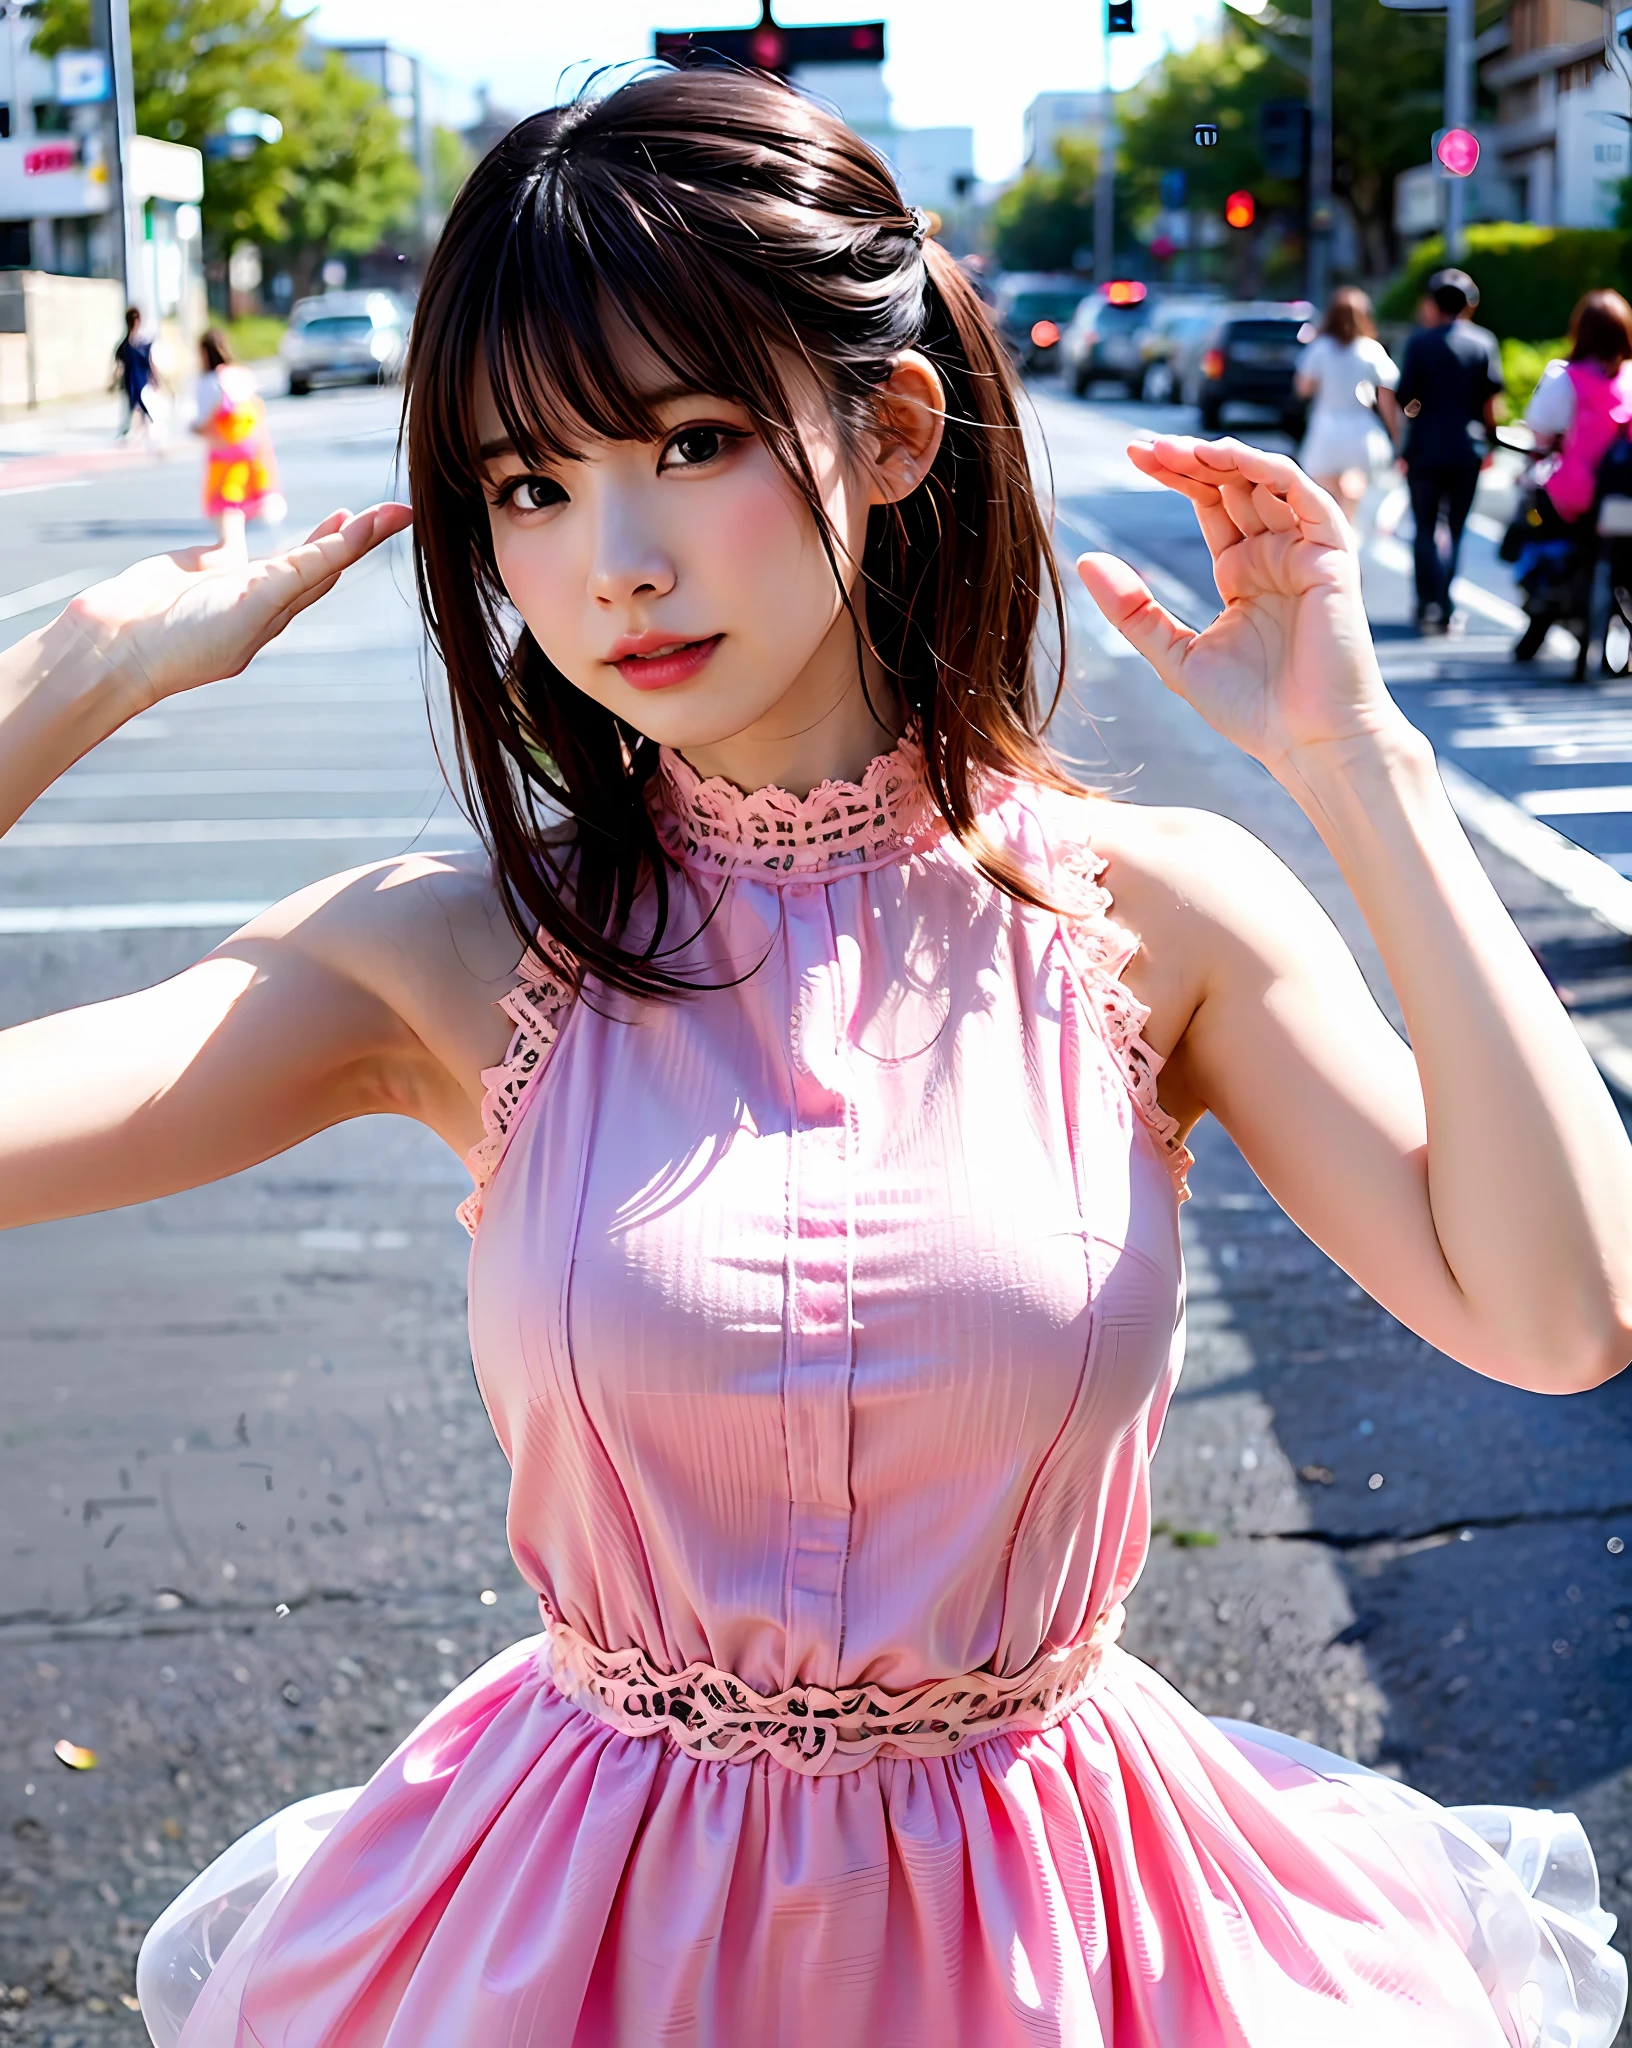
[612,635,723,690]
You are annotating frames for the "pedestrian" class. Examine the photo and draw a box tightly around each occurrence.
[1523,288,1632,521]
[1395,266,1505,634]
[189,326,285,562]
[1294,285,1400,531]
[3,69,1630,2048]
[111,305,161,441]
[1506,290,1632,663]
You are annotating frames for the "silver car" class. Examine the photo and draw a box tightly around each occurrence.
[281,292,410,395]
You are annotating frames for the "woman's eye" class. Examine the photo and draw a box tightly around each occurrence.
[663,425,731,469]
[503,476,567,513]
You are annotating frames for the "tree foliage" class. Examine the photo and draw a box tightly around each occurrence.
[1116,0,1449,278]
[28,0,417,266]
[990,135,1099,274]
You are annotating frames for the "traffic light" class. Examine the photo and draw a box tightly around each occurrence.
[1225,190,1256,229]
[1107,0,1134,29]
[1433,127,1480,176]
[1259,100,1310,181]
[1194,122,1219,147]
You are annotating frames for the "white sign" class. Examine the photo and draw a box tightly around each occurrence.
[55,50,109,105]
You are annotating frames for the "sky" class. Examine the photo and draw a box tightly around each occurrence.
[303,0,1225,184]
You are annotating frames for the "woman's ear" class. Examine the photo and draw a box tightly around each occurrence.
[869,350,946,506]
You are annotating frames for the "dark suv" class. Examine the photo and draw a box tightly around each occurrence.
[1193,306,1315,432]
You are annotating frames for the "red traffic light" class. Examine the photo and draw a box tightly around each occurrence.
[1225,190,1255,229]
[1433,127,1480,177]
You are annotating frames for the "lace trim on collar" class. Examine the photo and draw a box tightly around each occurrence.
[653,729,934,879]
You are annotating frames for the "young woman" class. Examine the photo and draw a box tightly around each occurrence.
[1525,288,1632,522]
[189,327,285,562]
[1294,285,1400,530]
[4,72,1630,2048]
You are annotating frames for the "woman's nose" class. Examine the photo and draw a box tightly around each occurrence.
[588,506,676,608]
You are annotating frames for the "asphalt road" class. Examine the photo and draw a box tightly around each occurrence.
[0,370,1629,2042]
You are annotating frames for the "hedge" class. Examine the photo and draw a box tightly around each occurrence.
[1377,224,1630,342]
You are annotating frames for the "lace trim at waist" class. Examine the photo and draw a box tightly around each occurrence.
[543,1605,1126,1777]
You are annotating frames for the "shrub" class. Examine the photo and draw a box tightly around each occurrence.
[1377,224,1630,341]
[1500,336,1569,420]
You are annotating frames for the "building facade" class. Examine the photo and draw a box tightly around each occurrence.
[0,23,204,379]
[1023,92,1104,171]
[1478,0,1630,228]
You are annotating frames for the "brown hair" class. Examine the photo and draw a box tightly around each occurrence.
[200,327,234,371]
[1569,289,1632,368]
[1320,287,1376,347]
[404,67,1072,1001]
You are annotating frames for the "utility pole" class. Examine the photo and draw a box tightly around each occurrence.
[1308,0,1333,305]
[1442,0,1473,258]
[89,0,141,305]
[1094,12,1115,283]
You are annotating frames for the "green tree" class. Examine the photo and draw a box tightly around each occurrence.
[1117,0,1450,283]
[431,123,475,221]
[991,135,1099,274]
[29,0,417,278]
[271,51,420,294]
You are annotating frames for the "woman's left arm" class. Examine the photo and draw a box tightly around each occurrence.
[1080,435,1632,1396]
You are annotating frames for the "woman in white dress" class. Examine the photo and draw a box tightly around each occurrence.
[1295,287,1401,529]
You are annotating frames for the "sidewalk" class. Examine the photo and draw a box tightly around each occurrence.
[0,361,282,499]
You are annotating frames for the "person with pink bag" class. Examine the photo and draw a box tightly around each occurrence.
[1526,291,1632,522]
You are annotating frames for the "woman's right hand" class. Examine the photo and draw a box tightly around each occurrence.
[62,501,413,711]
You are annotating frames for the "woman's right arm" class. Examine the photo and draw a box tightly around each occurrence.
[0,510,519,1233]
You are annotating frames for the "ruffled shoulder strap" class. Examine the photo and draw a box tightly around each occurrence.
[1048,819,1194,1202]
[457,939,578,1236]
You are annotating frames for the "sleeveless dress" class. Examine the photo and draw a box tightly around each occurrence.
[138,736,1626,2048]
[196,364,280,521]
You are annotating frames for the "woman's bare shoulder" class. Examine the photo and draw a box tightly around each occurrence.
[1074,794,1322,1053]
[235,843,527,1091]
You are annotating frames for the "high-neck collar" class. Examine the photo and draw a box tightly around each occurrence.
[653,728,934,879]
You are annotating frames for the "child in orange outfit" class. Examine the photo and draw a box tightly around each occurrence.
[190,327,285,560]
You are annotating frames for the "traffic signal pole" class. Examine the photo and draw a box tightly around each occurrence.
[89,0,141,305]
[1443,0,1473,258]
[1094,8,1115,286]
[1308,0,1333,305]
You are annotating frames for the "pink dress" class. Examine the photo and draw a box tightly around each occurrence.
[140,736,1625,2047]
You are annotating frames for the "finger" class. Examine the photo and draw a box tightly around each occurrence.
[1217,478,1268,538]
[1187,439,1348,548]
[302,509,352,546]
[1252,482,1299,534]
[1076,553,1197,691]
[1126,441,1244,556]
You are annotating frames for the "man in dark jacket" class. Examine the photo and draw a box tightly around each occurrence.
[1396,268,1505,634]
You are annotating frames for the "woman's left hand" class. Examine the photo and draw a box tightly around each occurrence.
[1076,436,1401,777]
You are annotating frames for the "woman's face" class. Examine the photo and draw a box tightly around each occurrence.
[471,334,942,773]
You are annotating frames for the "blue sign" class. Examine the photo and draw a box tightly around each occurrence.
[1160,169,1187,208]
[55,50,108,105]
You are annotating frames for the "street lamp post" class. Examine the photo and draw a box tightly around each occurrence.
[89,0,141,305]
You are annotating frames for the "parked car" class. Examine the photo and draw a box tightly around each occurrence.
[1134,297,1224,404]
[281,291,410,395]
[1189,303,1315,432]
[1060,284,1155,398]
[993,273,1091,373]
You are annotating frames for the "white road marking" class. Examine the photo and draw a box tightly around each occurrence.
[0,900,271,934]
[2,816,477,848]
[34,768,444,799]
[1518,786,1632,816]
[0,570,90,621]
[1365,535,1528,632]
[1438,761,1632,937]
